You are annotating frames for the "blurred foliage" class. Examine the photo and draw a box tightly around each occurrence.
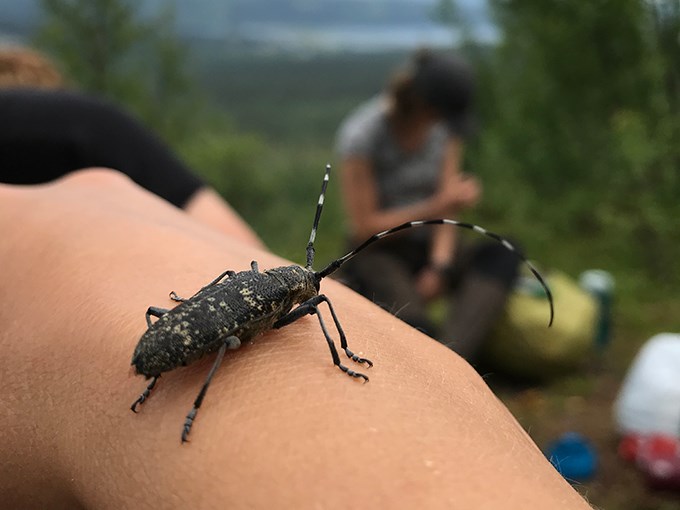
[192,49,403,143]
[471,0,680,291]
[36,0,145,94]
[178,126,347,265]
[34,0,680,292]
[34,0,202,145]
[431,0,464,27]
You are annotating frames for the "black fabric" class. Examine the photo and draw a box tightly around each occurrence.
[337,235,520,359]
[452,240,520,288]
[0,89,204,208]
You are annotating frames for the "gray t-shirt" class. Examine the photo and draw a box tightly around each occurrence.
[336,95,449,210]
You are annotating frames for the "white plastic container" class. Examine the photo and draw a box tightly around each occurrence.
[614,334,680,437]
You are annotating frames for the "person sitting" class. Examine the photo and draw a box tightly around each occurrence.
[336,49,519,362]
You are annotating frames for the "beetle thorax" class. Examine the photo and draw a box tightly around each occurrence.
[266,265,319,304]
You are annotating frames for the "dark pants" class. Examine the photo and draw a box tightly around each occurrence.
[337,234,519,361]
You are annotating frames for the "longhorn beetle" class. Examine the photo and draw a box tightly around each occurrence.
[130,164,554,442]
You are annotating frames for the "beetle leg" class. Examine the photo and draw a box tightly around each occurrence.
[169,291,187,302]
[274,295,373,368]
[203,269,236,288]
[273,302,316,328]
[181,335,238,443]
[315,295,373,367]
[130,375,159,413]
[145,306,170,328]
[274,297,370,380]
[251,261,259,273]
[313,307,368,382]
[169,269,236,303]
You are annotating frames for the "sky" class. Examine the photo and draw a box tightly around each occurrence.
[0,0,496,52]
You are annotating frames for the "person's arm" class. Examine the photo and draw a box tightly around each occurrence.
[340,156,456,240]
[340,143,479,242]
[417,137,480,299]
[0,89,264,247]
[430,137,472,266]
[0,169,590,510]
[183,186,265,249]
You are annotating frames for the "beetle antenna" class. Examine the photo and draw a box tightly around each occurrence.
[306,164,332,270]
[315,219,554,327]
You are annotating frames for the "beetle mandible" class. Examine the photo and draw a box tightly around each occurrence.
[130,164,554,443]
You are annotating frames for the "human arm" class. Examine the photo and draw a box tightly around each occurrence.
[0,169,590,510]
[339,137,479,241]
[183,186,265,249]
[416,137,480,299]
[0,89,263,247]
[340,157,447,239]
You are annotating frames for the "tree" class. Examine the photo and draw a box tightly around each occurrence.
[36,0,146,96]
[35,0,197,143]
[430,0,473,46]
[431,0,463,27]
[473,0,680,280]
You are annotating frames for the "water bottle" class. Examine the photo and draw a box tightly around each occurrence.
[579,269,615,351]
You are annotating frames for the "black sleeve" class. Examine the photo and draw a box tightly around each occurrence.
[0,89,204,208]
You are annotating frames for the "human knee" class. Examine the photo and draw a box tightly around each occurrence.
[471,242,521,286]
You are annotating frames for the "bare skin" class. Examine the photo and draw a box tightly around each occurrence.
[183,186,265,249]
[0,169,590,510]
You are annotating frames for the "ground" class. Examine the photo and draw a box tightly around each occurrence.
[490,299,680,510]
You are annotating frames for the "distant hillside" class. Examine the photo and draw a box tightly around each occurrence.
[146,0,494,47]
[0,0,494,51]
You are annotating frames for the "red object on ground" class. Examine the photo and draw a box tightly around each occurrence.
[619,434,680,491]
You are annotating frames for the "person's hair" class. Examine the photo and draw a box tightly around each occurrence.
[0,46,64,89]
[387,48,475,137]
[386,49,432,124]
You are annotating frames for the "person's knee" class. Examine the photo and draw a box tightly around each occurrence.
[472,241,521,286]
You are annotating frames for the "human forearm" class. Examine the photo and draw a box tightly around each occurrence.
[183,186,266,249]
[340,157,461,240]
[0,170,590,509]
[350,197,459,240]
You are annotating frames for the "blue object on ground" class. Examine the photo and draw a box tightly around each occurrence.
[546,432,598,482]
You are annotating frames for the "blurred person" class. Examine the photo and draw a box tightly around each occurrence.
[336,49,519,362]
[0,45,262,247]
[0,169,592,509]
[0,45,64,89]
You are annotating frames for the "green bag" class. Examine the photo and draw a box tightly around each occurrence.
[483,271,597,380]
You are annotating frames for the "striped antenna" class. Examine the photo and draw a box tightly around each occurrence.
[315,219,554,327]
[306,164,332,269]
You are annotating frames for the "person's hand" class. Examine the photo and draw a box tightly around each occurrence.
[454,173,481,208]
[433,173,481,216]
[415,266,445,301]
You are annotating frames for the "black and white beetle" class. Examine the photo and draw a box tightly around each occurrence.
[130,164,554,442]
